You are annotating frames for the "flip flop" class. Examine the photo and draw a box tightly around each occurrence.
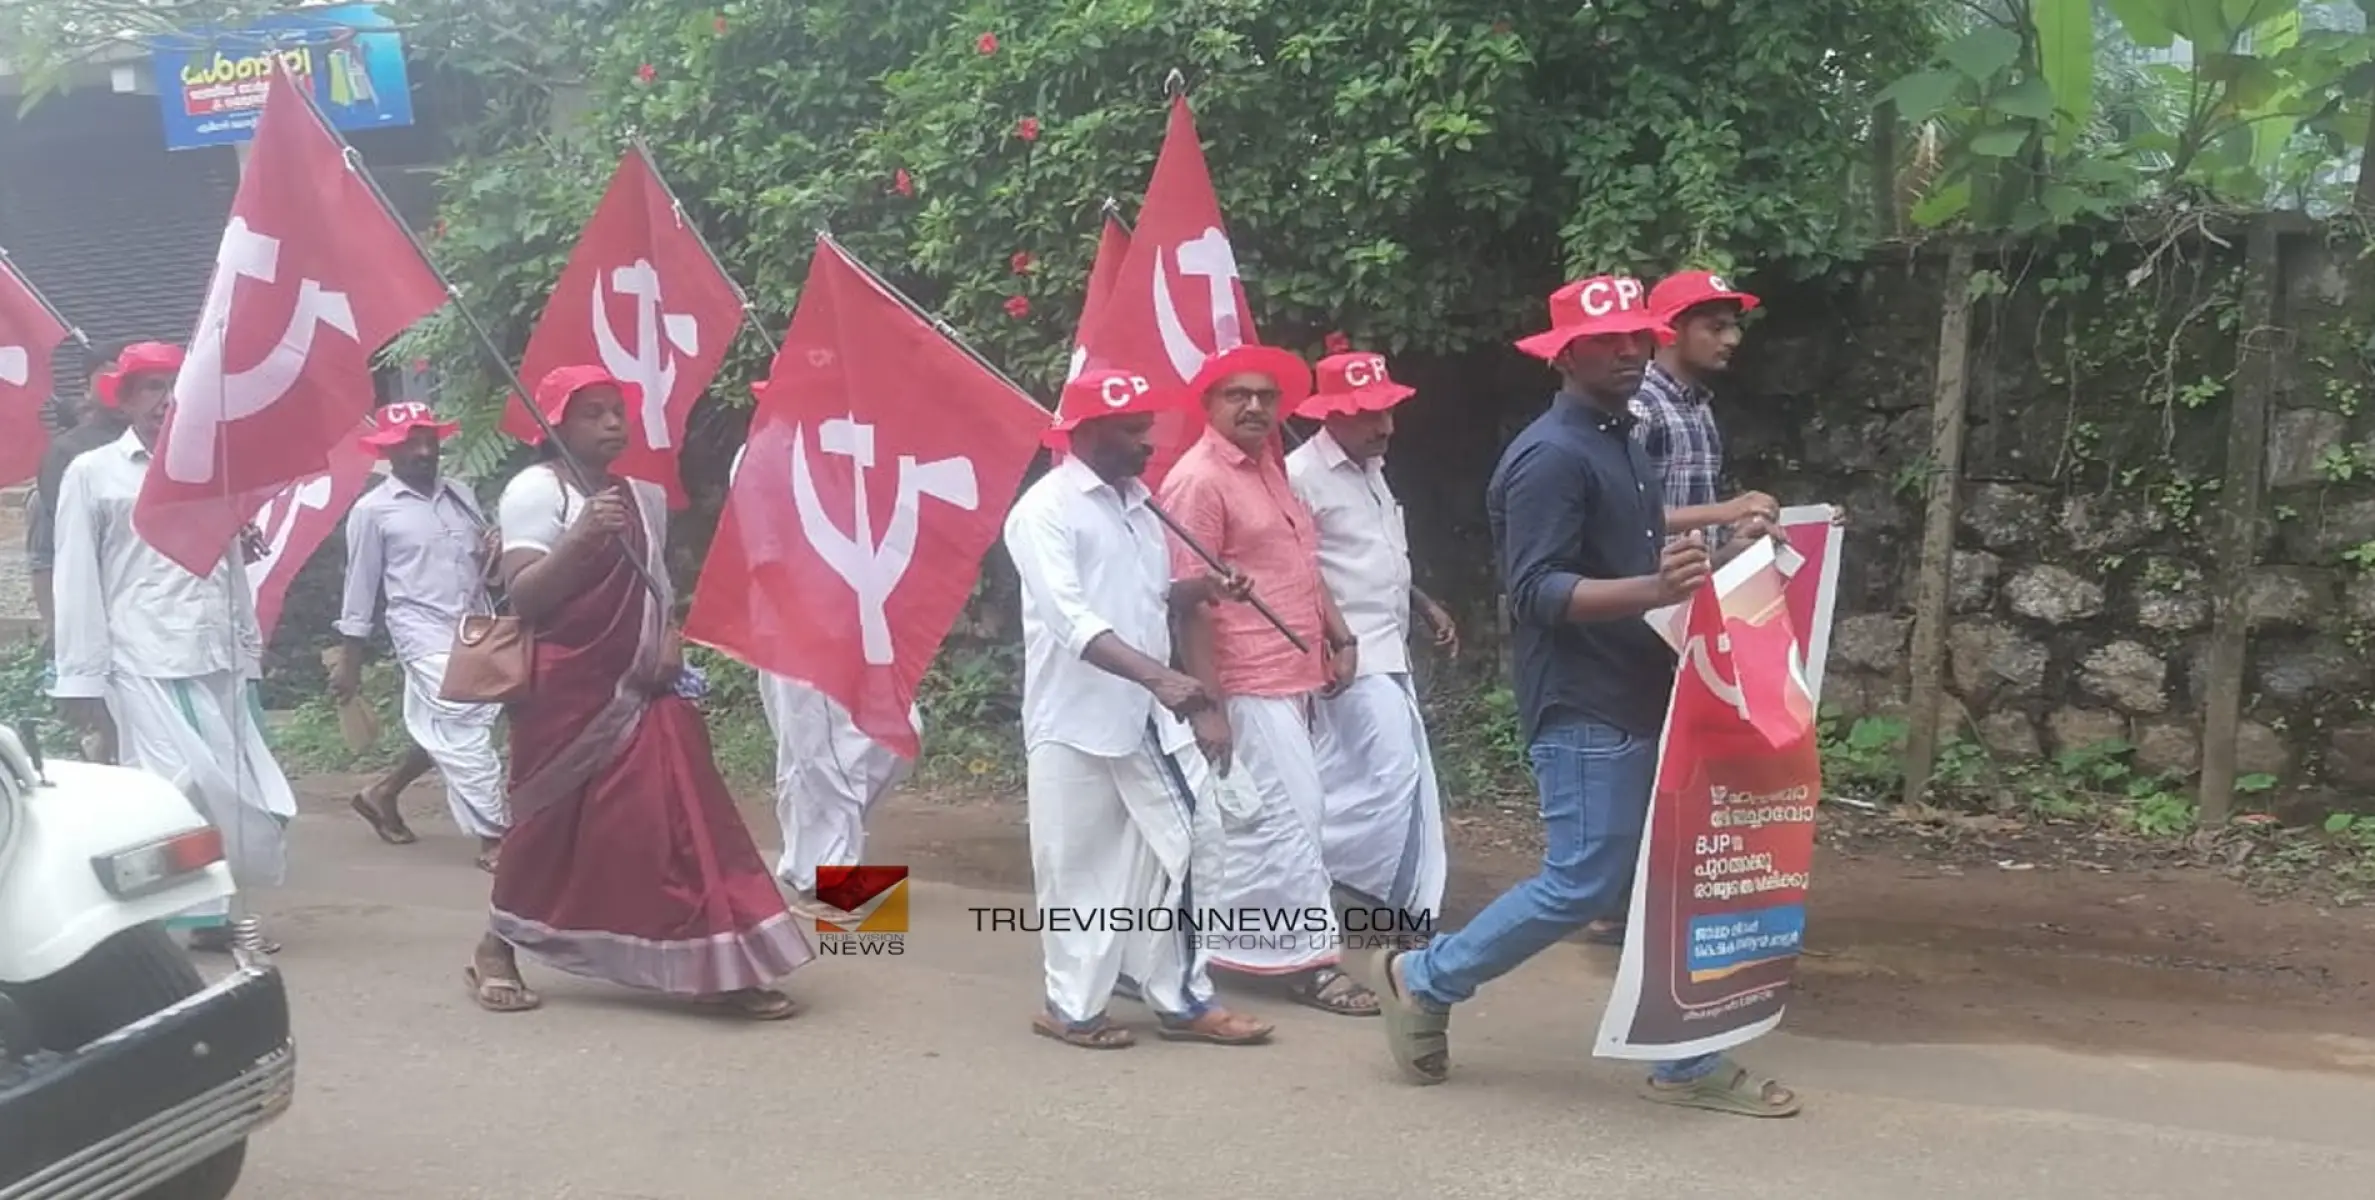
[1371,948,1450,1085]
[350,793,417,845]
[696,989,799,1021]
[475,850,501,874]
[463,965,542,1013]
[1639,1057,1802,1118]
[1155,1010,1275,1046]
[1032,1011,1137,1049]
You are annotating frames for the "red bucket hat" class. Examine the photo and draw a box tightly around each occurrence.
[1181,344,1313,412]
[1648,269,1760,324]
[358,400,460,451]
[1044,367,1177,447]
[1513,275,1672,361]
[523,364,642,444]
[1297,350,1416,420]
[95,342,186,407]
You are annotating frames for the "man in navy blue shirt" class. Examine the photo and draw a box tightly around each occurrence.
[1368,273,1801,1118]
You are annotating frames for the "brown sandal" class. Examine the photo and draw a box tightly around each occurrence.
[1156,1008,1275,1045]
[1032,1011,1137,1049]
[350,793,416,845]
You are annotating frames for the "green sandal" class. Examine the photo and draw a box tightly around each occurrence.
[1371,948,1450,1085]
[1639,1057,1802,1118]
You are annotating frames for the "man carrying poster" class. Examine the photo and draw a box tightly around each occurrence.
[1367,274,1800,1118]
[1596,517,1839,1068]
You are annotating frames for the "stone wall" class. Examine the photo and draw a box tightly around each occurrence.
[1701,225,2369,813]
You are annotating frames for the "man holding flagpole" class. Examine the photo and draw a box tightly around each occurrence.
[1006,367,1275,1049]
[1161,345,1379,1018]
[51,343,298,953]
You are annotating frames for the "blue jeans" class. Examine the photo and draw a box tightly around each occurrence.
[1402,718,1720,1084]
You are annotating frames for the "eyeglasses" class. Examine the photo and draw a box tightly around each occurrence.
[1215,385,1282,407]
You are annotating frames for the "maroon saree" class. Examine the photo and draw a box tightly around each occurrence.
[489,484,813,994]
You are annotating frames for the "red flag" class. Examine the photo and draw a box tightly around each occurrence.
[511,149,744,508]
[0,253,71,487]
[1074,95,1262,489]
[684,239,1048,758]
[135,63,444,577]
[244,424,378,643]
[1068,209,1132,379]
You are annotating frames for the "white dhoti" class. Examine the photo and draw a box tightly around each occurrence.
[400,651,508,839]
[1311,673,1447,921]
[757,672,918,893]
[1190,694,1343,974]
[1027,725,1216,1024]
[106,672,298,929]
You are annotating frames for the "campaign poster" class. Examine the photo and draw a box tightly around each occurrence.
[149,3,415,152]
[1596,506,1842,1061]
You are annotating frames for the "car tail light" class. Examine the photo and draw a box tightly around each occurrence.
[91,826,226,898]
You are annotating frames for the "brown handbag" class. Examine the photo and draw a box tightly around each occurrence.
[441,608,532,704]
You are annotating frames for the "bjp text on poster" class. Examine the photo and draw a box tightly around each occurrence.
[1596,506,1843,1061]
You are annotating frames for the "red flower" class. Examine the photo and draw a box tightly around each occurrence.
[635,63,657,84]
[1003,294,1031,319]
[893,168,914,197]
[1323,331,1352,354]
[1015,116,1041,142]
[431,218,448,240]
[409,357,430,374]
[976,31,999,55]
[713,14,728,34]
[1010,251,1035,275]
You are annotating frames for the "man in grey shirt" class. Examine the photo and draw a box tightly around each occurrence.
[28,339,129,648]
[332,401,510,871]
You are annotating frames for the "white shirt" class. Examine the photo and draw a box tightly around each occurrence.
[498,463,670,563]
[1004,456,1191,758]
[1287,428,1413,677]
[51,430,262,697]
[336,474,494,663]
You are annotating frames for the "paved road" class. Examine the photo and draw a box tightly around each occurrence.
[225,800,2375,1200]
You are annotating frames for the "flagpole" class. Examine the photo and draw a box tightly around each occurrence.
[0,245,88,349]
[815,231,1309,656]
[627,135,781,358]
[278,69,664,600]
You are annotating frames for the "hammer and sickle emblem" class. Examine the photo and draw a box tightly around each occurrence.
[245,472,335,595]
[1151,227,1245,381]
[1683,632,1752,724]
[591,259,701,453]
[789,417,979,665]
[167,217,360,485]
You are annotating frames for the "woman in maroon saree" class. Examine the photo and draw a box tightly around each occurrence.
[466,365,814,1018]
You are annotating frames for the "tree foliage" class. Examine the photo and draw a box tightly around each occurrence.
[404,0,1931,462]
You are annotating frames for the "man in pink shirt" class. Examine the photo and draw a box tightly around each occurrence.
[1161,344,1379,1018]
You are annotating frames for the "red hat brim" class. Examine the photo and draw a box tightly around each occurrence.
[1515,312,1674,361]
[1656,290,1761,324]
[96,344,187,407]
[1297,381,1416,420]
[526,366,644,443]
[358,418,461,450]
[1181,344,1314,411]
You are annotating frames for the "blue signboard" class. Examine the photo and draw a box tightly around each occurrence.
[148,3,415,152]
